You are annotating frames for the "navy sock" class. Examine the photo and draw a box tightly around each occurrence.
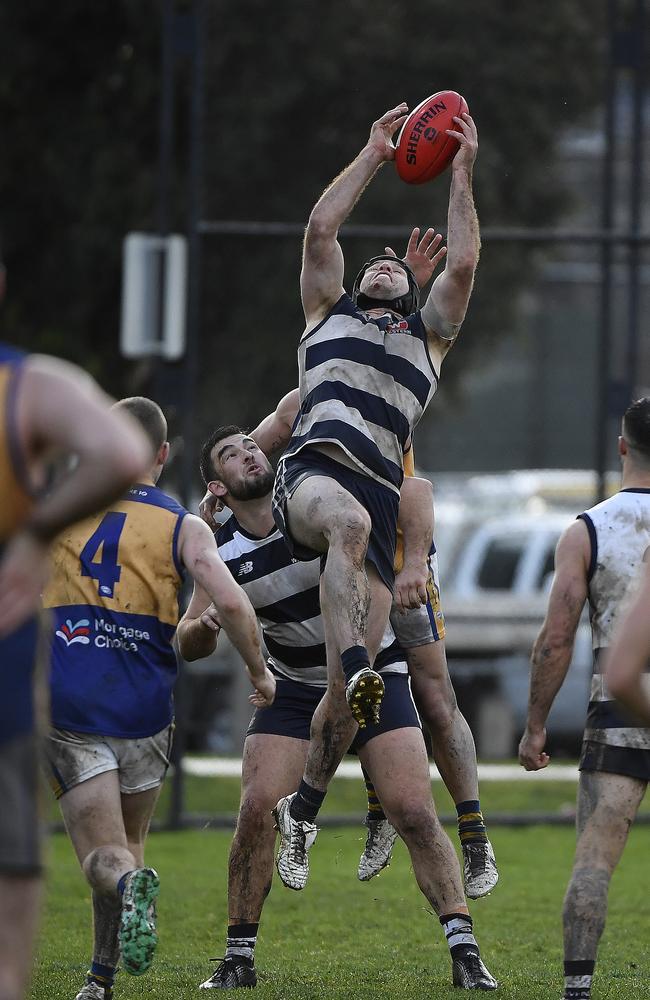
[116,871,135,897]
[341,646,370,684]
[226,922,258,966]
[362,767,386,822]
[289,779,326,822]
[87,962,115,990]
[563,959,595,999]
[456,799,488,846]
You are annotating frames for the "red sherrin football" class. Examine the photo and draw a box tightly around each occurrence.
[395,91,469,184]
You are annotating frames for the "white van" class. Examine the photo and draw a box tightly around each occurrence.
[433,504,594,757]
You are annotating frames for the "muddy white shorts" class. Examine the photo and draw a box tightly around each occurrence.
[390,551,446,648]
[45,724,173,799]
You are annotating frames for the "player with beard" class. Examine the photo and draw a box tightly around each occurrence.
[178,426,496,992]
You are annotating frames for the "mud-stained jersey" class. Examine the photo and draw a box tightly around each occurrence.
[0,344,39,746]
[43,484,187,738]
[579,488,650,750]
[282,294,438,495]
[216,513,407,687]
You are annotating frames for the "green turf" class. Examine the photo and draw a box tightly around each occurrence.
[33,773,650,1000]
[151,770,650,825]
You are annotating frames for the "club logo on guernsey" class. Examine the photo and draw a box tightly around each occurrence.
[55,619,91,647]
[385,319,411,335]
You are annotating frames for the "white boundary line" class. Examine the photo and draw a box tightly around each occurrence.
[183,757,579,782]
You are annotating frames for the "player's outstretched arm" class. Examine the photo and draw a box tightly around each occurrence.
[0,357,151,636]
[250,387,300,458]
[518,520,590,770]
[178,514,275,705]
[301,103,409,329]
[176,582,221,662]
[605,560,650,724]
[394,475,434,613]
[420,113,480,362]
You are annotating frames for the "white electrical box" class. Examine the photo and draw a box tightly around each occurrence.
[120,232,187,360]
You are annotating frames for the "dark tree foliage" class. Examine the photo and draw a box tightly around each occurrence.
[1,1,604,461]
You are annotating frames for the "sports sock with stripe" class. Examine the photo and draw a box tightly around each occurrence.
[456,800,488,845]
[440,912,478,958]
[362,768,386,822]
[563,959,594,999]
[226,923,258,967]
[87,962,116,993]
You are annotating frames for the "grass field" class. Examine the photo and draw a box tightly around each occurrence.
[32,772,650,1000]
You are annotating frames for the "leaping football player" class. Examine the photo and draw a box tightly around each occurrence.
[269,101,480,889]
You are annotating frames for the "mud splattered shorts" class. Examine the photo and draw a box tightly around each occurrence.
[390,550,446,648]
[45,724,174,799]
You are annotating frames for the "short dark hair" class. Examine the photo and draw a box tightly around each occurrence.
[200,424,244,486]
[623,397,650,462]
[115,396,167,452]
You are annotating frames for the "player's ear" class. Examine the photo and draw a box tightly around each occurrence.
[618,435,627,458]
[208,479,227,501]
[157,441,171,466]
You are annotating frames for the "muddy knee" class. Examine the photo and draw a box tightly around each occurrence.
[236,796,276,841]
[390,804,437,845]
[329,504,371,560]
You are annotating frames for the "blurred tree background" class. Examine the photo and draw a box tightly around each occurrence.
[0,0,611,486]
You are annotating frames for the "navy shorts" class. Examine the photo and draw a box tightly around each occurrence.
[579,739,650,782]
[247,672,420,751]
[273,449,400,592]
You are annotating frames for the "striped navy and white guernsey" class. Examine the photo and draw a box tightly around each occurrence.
[215,512,407,687]
[282,293,438,495]
[579,488,650,750]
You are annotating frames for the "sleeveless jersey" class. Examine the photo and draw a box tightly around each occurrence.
[43,483,187,738]
[283,294,438,495]
[579,488,650,750]
[0,344,39,745]
[216,513,406,687]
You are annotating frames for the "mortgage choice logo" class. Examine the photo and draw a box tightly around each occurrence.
[56,617,151,652]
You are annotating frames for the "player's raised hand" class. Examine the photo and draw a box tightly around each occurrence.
[518,726,550,771]
[198,489,223,531]
[447,112,478,172]
[385,227,447,289]
[367,103,409,161]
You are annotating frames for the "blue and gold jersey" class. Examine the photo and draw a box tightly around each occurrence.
[0,343,39,745]
[43,483,187,738]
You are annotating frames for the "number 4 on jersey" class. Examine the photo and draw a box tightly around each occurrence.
[80,512,127,598]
